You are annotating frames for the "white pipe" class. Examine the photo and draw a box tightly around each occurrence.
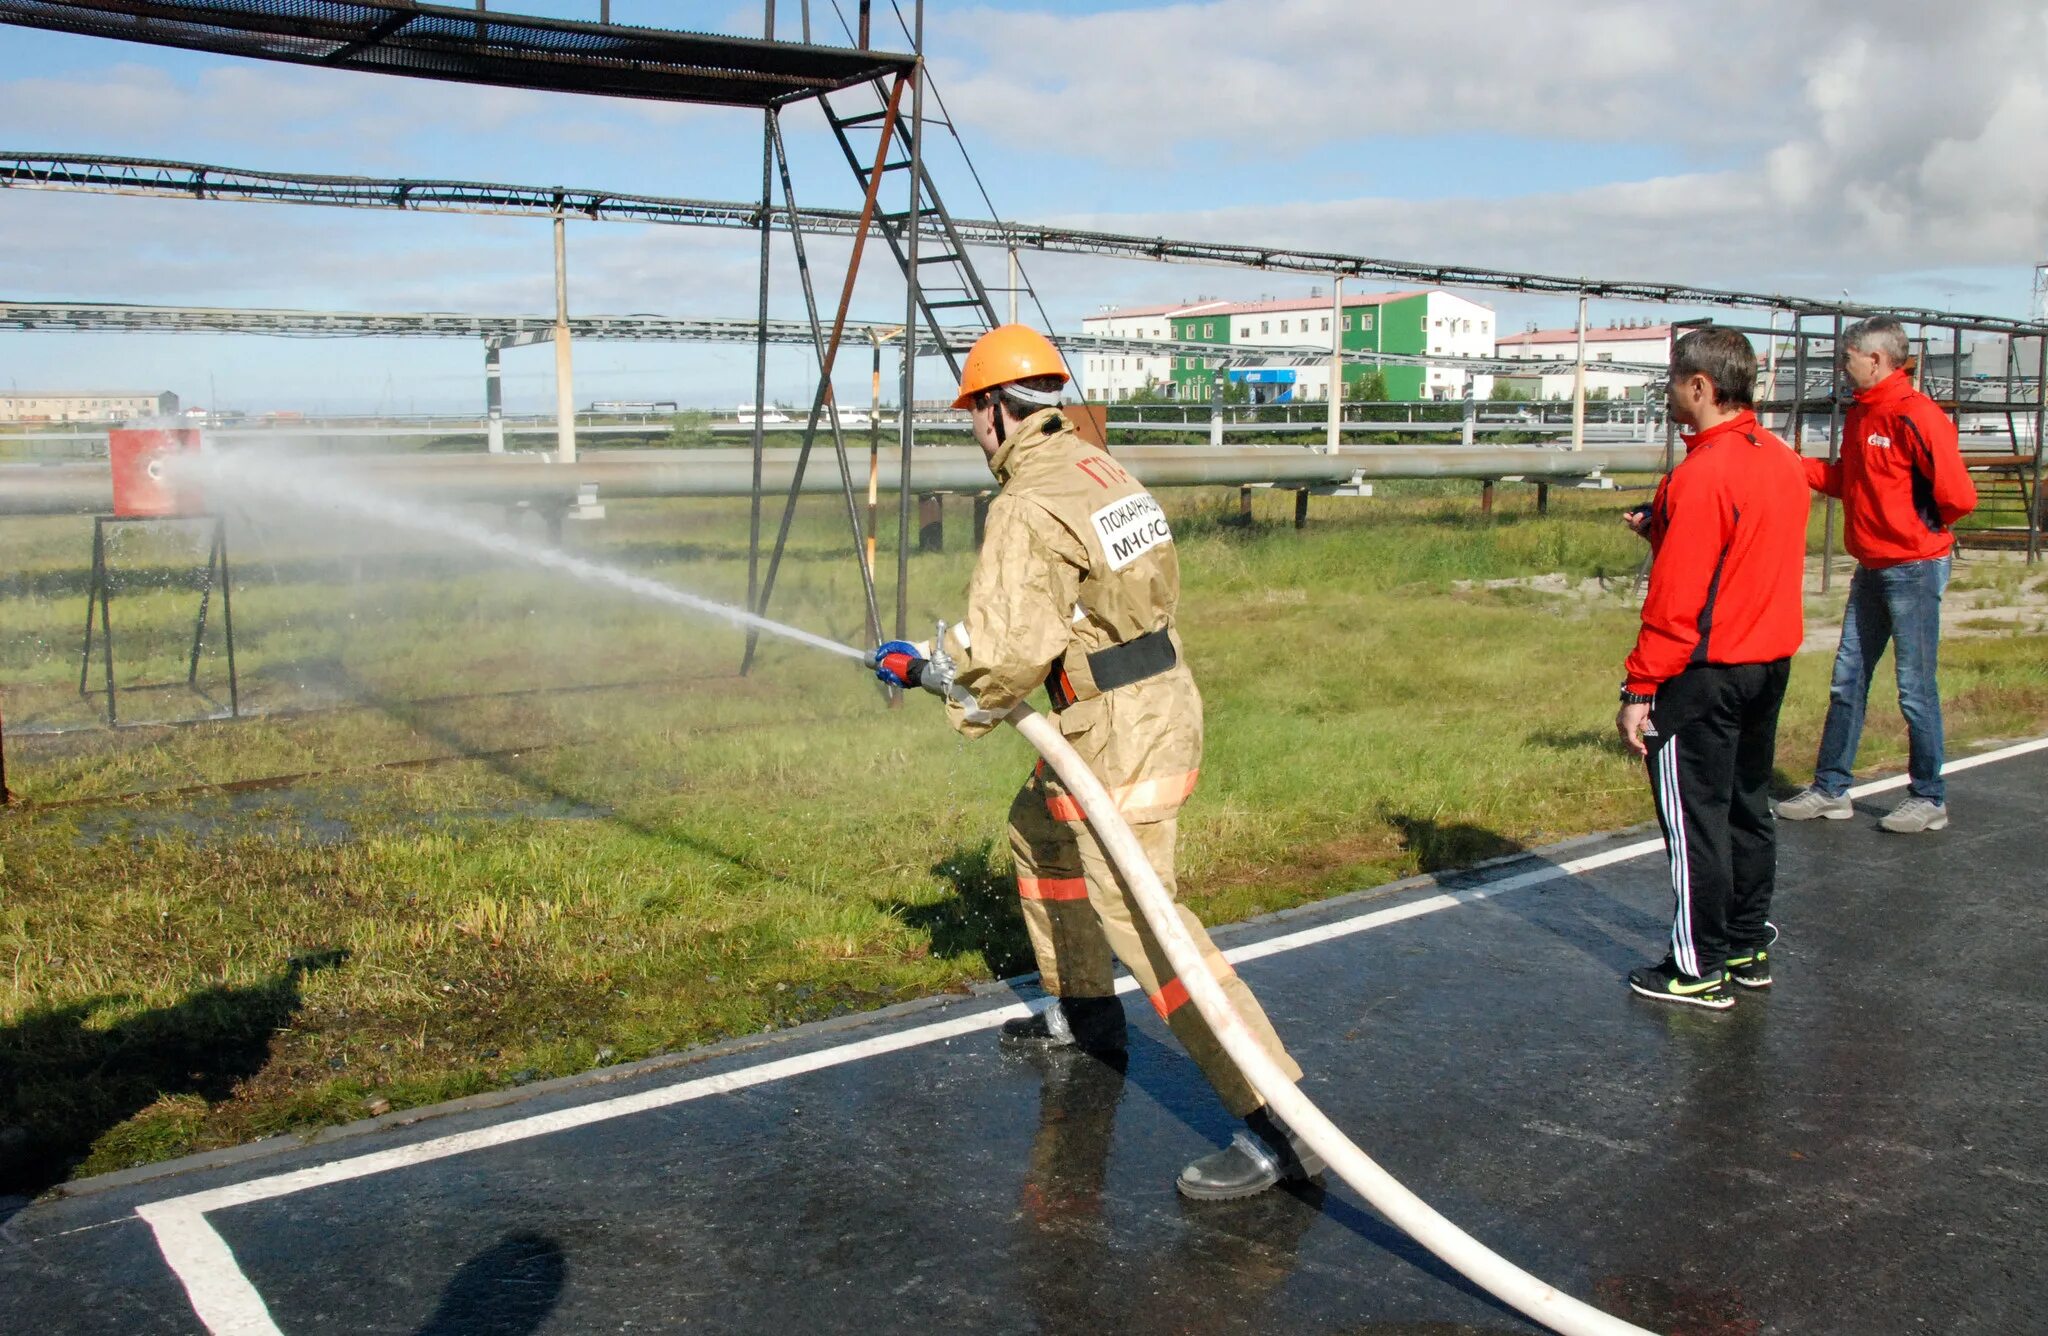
[1004,700,1653,1336]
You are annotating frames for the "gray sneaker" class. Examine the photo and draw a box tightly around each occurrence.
[1775,785,1853,821]
[1879,796,1949,833]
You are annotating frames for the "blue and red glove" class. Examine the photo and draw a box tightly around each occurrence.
[870,640,927,689]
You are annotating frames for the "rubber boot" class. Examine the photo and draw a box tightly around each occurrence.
[999,996,1127,1056]
[1176,1105,1324,1201]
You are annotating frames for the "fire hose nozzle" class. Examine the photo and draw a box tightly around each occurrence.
[923,620,958,696]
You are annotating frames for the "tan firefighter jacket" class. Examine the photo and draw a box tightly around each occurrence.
[942,407,1202,824]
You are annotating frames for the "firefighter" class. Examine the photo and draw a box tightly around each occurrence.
[871,325,1319,1200]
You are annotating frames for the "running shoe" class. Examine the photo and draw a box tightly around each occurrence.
[1627,958,1734,1010]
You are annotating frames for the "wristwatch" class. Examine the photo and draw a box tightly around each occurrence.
[1619,687,1656,706]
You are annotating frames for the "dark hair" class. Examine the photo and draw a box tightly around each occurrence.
[1670,327,1757,408]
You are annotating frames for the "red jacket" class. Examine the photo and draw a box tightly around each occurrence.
[1803,370,1976,567]
[1624,410,1811,694]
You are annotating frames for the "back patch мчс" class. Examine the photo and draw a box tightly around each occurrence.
[1091,491,1173,571]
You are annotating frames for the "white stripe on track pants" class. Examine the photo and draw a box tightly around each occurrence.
[1643,659,1792,978]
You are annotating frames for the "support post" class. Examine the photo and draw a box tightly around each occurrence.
[1762,310,1781,432]
[1481,479,1496,516]
[218,516,240,718]
[2033,331,2046,564]
[1823,313,1844,593]
[484,340,505,454]
[918,494,943,552]
[1536,481,1550,515]
[1570,291,1587,451]
[82,517,117,725]
[1209,367,1224,448]
[1238,485,1253,524]
[746,14,775,658]
[551,208,577,464]
[1327,275,1342,454]
[866,332,883,579]
[78,517,102,699]
[1294,487,1309,530]
[896,4,925,648]
[187,519,219,685]
[1461,380,1476,447]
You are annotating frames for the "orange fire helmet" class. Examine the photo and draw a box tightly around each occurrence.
[951,324,1071,409]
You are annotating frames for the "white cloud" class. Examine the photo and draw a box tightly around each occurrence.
[4,0,2046,409]
[935,0,2048,299]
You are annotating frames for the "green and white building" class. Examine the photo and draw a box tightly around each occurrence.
[1075,300,1233,402]
[1157,290,1498,403]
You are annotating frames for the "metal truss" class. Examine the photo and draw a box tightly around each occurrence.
[5,152,2042,336]
[0,299,1666,379]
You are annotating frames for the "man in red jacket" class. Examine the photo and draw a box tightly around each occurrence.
[1617,327,1811,1009]
[1776,316,1977,833]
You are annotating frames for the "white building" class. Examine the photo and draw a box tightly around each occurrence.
[1078,290,1500,403]
[1495,322,1672,399]
[0,390,180,423]
[1208,290,1497,401]
[1077,300,1231,402]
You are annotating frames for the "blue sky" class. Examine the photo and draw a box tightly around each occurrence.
[2,0,2043,412]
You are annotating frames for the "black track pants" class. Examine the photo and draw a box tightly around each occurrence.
[1644,659,1792,978]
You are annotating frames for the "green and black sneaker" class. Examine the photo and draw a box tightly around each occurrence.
[1627,958,1734,1010]
[1725,922,1779,990]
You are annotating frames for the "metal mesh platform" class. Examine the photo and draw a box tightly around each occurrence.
[0,1,914,106]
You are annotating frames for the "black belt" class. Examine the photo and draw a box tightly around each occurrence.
[1046,627,1177,709]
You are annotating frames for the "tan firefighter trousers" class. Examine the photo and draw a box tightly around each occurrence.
[1007,773,1303,1118]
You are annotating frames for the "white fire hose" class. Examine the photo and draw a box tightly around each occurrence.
[1004,700,1655,1336]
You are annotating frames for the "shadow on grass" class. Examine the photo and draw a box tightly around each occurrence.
[882,844,1037,979]
[415,1230,566,1336]
[1384,811,1525,875]
[0,949,347,1203]
[1527,726,1613,753]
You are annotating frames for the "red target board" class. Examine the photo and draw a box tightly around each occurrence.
[109,427,205,517]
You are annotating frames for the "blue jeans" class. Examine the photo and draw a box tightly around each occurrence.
[1814,556,1951,802]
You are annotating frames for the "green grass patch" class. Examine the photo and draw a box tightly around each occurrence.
[4,477,2045,1191]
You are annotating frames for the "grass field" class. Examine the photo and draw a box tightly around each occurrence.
[4,475,2046,1195]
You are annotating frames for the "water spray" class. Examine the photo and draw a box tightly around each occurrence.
[167,447,867,665]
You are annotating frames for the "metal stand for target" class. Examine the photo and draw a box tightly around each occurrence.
[78,514,239,727]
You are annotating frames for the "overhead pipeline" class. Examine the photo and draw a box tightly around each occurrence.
[0,443,1664,516]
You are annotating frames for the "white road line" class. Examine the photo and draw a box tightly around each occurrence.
[132,733,2048,1334]
[135,1204,281,1336]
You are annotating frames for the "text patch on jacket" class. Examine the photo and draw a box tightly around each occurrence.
[1092,492,1173,571]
